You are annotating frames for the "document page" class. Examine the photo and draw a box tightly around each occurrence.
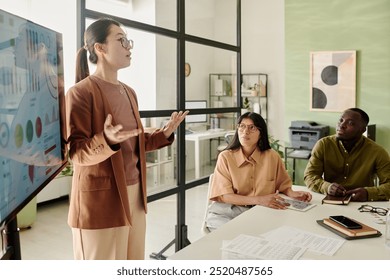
[221,234,306,260]
[260,225,344,256]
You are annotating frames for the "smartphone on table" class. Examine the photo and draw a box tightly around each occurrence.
[329,215,363,229]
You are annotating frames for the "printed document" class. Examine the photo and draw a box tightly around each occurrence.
[260,225,344,256]
[221,234,306,260]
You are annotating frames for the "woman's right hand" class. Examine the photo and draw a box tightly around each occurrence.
[104,114,141,145]
[257,191,288,209]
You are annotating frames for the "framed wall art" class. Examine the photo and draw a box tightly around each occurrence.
[310,50,356,112]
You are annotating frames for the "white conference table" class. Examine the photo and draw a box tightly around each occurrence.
[185,130,231,179]
[169,186,390,260]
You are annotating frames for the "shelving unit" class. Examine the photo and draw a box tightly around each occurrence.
[146,145,174,195]
[209,73,268,130]
[241,73,268,122]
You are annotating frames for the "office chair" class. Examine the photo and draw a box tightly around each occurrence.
[201,174,214,235]
[216,131,235,154]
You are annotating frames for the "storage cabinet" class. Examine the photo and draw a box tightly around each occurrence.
[209,73,268,129]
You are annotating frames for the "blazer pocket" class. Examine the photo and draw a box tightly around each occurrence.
[79,175,112,192]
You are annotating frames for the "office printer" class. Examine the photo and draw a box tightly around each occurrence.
[289,121,329,150]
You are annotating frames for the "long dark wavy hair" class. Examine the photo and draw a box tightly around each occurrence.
[75,18,121,83]
[225,112,271,152]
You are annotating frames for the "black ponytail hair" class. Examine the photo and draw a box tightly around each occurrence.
[75,18,121,83]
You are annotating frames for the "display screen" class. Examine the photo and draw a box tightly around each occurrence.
[0,9,66,226]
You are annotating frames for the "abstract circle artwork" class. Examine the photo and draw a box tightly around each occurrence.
[310,51,356,112]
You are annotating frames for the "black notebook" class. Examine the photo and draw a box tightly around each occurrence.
[322,194,352,205]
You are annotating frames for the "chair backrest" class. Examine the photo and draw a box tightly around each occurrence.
[217,131,235,153]
[201,174,213,235]
[224,131,235,144]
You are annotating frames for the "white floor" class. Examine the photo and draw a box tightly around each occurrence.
[18,183,209,260]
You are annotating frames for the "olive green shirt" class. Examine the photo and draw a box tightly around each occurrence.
[304,135,390,201]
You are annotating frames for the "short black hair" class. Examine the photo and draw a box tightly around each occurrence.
[347,108,369,126]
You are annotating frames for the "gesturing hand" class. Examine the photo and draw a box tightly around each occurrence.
[163,110,189,138]
[104,114,141,145]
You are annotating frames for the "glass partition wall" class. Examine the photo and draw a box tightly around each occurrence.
[81,0,241,257]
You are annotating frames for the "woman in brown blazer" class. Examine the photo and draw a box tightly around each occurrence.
[65,18,187,260]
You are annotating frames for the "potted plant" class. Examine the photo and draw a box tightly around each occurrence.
[268,135,284,158]
[59,157,73,177]
[241,97,250,115]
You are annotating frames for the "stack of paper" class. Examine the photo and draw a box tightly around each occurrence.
[221,226,345,260]
[221,234,305,260]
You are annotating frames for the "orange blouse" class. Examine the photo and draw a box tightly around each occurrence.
[210,147,292,202]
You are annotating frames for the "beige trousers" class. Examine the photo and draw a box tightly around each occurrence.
[72,182,146,260]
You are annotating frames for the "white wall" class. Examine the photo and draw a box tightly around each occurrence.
[241,0,285,142]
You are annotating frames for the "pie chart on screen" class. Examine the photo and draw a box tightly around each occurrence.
[0,122,9,148]
[28,165,34,184]
[35,116,42,138]
[26,120,33,143]
[14,123,23,148]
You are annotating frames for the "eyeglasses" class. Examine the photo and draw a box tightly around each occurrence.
[237,123,260,133]
[358,205,388,216]
[118,37,134,49]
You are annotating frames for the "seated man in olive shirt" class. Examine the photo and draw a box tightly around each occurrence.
[304,108,390,202]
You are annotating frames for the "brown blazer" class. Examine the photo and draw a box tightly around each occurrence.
[65,77,173,229]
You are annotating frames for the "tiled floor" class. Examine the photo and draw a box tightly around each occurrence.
[18,183,209,260]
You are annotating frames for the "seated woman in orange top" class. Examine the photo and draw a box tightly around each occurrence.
[206,112,312,231]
